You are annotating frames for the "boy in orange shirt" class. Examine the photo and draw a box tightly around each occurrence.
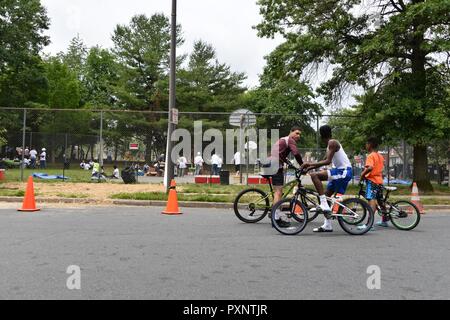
[360,137,388,227]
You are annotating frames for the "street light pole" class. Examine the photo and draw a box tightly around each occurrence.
[164,0,177,191]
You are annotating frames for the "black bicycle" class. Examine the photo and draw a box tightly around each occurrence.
[233,170,320,224]
[358,183,421,231]
[271,167,374,236]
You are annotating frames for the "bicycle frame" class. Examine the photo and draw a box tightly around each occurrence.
[296,188,362,219]
[265,175,300,201]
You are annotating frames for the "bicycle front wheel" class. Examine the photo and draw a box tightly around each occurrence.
[233,188,270,223]
[337,198,374,235]
[271,198,308,235]
[389,200,421,231]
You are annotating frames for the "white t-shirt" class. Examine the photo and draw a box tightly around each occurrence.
[233,152,241,165]
[29,150,38,159]
[178,157,187,169]
[217,157,223,168]
[113,168,120,178]
[211,154,220,165]
[194,155,204,166]
[40,152,46,161]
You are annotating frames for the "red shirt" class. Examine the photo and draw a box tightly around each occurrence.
[271,137,303,167]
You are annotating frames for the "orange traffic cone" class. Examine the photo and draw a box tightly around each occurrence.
[411,182,425,215]
[162,180,182,215]
[332,193,344,214]
[18,176,40,212]
[294,203,303,215]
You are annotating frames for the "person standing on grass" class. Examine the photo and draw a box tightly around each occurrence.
[40,148,47,169]
[233,151,241,177]
[211,153,220,175]
[194,152,204,176]
[177,155,188,177]
[29,147,37,169]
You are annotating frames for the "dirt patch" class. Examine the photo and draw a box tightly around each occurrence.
[2,182,165,201]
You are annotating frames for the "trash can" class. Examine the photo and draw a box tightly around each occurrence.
[64,160,70,170]
[219,170,230,185]
[0,169,5,181]
[121,167,137,184]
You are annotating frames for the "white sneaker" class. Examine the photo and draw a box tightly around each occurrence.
[313,226,333,233]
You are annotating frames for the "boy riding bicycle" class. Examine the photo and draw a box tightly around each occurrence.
[359,137,388,227]
[300,125,352,233]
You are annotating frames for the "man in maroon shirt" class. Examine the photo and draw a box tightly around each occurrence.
[269,127,303,227]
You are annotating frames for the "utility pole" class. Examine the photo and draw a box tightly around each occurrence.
[164,0,177,191]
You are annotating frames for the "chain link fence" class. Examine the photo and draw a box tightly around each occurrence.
[1,107,448,186]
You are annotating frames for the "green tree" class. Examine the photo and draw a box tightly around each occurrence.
[59,35,88,104]
[111,13,183,161]
[84,46,119,107]
[40,58,92,162]
[0,0,50,149]
[256,0,450,190]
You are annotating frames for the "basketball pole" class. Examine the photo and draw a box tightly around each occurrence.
[164,0,177,192]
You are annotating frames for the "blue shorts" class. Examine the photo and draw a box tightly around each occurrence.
[365,180,383,201]
[327,167,352,194]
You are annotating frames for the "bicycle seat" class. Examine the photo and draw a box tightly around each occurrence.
[384,186,397,191]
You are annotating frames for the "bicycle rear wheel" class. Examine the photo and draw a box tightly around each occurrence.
[337,198,374,235]
[233,188,270,223]
[271,198,309,235]
[389,200,421,231]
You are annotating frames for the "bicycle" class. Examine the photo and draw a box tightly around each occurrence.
[358,182,421,231]
[233,168,321,224]
[271,167,375,236]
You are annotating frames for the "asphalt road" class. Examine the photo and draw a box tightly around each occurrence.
[0,206,449,300]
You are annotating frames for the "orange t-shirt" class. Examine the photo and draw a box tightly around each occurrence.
[365,152,384,185]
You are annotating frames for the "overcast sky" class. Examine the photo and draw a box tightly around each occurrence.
[40,0,283,88]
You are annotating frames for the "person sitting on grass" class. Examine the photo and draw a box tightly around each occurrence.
[111,165,120,179]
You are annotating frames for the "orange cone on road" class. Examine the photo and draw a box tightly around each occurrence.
[411,182,425,215]
[18,176,40,212]
[162,180,182,215]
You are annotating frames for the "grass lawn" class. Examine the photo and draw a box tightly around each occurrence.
[1,167,449,204]
[0,167,117,183]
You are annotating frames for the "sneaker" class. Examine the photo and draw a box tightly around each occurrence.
[275,219,291,228]
[375,221,389,227]
[313,227,333,233]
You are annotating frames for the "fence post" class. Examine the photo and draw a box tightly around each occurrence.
[315,115,320,164]
[21,108,27,182]
[402,140,407,179]
[99,111,104,167]
[387,146,390,185]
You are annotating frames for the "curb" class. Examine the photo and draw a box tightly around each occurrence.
[0,196,447,211]
[0,197,234,209]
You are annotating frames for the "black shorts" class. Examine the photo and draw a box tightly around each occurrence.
[272,168,284,186]
[235,165,240,172]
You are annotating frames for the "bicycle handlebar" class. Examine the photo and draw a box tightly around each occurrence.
[284,159,309,179]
